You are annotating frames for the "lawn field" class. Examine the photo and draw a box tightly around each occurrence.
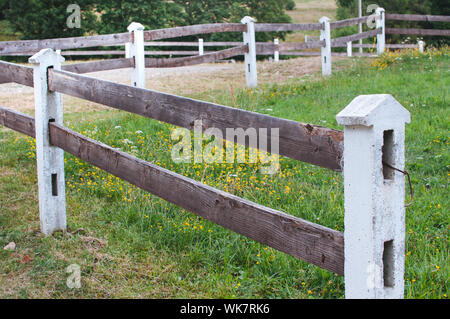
[0,49,448,298]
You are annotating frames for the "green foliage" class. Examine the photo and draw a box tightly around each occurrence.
[94,0,184,35]
[285,0,296,11]
[5,0,97,40]
[336,0,450,46]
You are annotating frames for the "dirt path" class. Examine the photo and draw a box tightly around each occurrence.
[0,56,327,113]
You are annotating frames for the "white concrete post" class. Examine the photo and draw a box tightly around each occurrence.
[274,38,279,62]
[418,41,425,54]
[198,38,204,56]
[376,8,386,55]
[347,42,353,57]
[336,94,411,299]
[241,16,257,88]
[127,22,146,88]
[29,49,67,235]
[125,43,131,58]
[319,16,332,76]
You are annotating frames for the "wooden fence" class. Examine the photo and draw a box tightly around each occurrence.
[0,9,443,298]
[0,40,412,297]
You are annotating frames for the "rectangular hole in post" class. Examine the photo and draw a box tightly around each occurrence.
[248,64,251,73]
[382,130,394,180]
[51,174,58,196]
[383,240,394,287]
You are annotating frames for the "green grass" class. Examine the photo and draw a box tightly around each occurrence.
[0,49,448,298]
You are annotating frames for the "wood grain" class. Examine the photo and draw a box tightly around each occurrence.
[61,58,134,74]
[0,61,34,86]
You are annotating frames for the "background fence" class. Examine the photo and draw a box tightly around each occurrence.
[0,10,448,87]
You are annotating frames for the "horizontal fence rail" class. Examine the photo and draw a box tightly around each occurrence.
[145,45,248,68]
[61,58,134,74]
[386,13,450,22]
[144,23,246,41]
[45,67,343,171]
[144,41,244,47]
[0,60,34,86]
[331,28,382,47]
[330,16,376,29]
[0,105,345,275]
[0,33,131,56]
[254,23,323,32]
[386,28,450,36]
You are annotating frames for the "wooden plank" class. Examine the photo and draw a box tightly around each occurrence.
[386,13,450,23]
[48,69,344,171]
[386,44,418,49]
[48,121,345,275]
[144,41,244,47]
[144,24,246,41]
[333,43,417,49]
[255,23,323,32]
[61,58,134,74]
[330,16,377,29]
[279,40,325,51]
[386,28,450,36]
[62,50,126,56]
[146,50,200,55]
[0,106,35,137]
[255,41,325,55]
[0,61,34,86]
[145,45,248,68]
[331,28,381,47]
[0,33,131,55]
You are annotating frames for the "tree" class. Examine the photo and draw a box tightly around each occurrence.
[94,0,184,35]
[5,0,97,40]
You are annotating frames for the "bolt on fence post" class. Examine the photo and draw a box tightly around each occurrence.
[347,41,353,57]
[319,16,332,76]
[29,48,67,235]
[198,38,204,56]
[127,22,146,88]
[418,40,425,54]
[274,38,279,62]
[241,16,257,88]
[376,8,386,55]
[336,94,411,299]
